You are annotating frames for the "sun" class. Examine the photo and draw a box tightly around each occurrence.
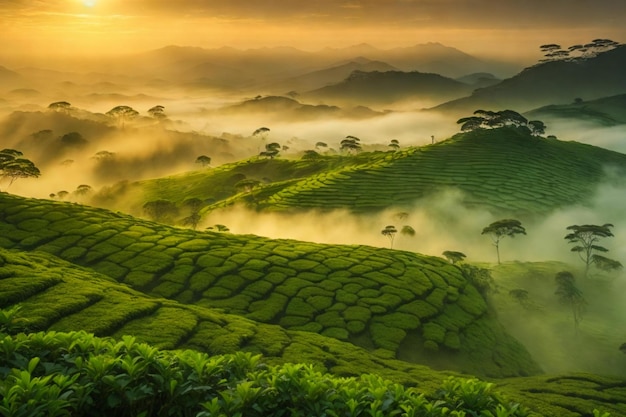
[82,0,97,7]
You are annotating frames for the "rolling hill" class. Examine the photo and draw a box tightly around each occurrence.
[98,126,626,218]
[527,94,626,126]
[0,191,539,378]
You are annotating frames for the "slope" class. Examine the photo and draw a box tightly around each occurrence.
[527,94,626,126]
[116,126,626,218]
[0,192,538,378]
[433,44,626,116]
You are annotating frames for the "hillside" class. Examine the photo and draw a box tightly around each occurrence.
[527,94,626,126]
[303,70,473,108]
[1,196,626,415]
[434,44,626,116]
[102,126,626,218]
[0,192,539,378]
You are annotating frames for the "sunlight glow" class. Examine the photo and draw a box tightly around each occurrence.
[83,0,97,7]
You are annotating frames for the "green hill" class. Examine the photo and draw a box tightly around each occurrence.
[0,192,538,378]
[527,94,626,126]
[1,197,626,415]
[96,126,626,218]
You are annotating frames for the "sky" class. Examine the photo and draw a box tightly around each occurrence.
[1,0,625,61]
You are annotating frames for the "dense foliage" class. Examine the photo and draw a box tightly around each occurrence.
[0,326,534,417]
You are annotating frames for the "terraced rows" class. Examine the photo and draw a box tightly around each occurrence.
[250,127,626,215]
[0,192,538,377]
[2,247,626,416]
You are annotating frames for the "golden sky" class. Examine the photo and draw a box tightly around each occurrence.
[1,0,625,60]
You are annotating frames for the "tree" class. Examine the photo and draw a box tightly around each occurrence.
[56,190,69,199]
[381,225,398,249]
[388,139,400,151]
[143,200,179,223]
[554,271,586,333]
[195,155,211,167]
[106,105,139,128]
[0,149,40,189]
[301,150,320,160]
[340,136,362,154]
[48,101,71,114]
[564,224,622,277]
[400,225,415,237]
[442,250,466,264]
[74,184,92,196]
[315,142,328,150]
[260,142,280,159]
[181,198,203,230]
[59,132,88,148]
[481,219,526,264]
[207,224,230,232]
[93,151,116,161]
[147,105,166,120]
[528,120,546,136]
[235,179,261,194]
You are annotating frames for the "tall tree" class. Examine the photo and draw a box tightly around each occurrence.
[481,219,526,264]
[381,225,398,249]
[181,198,203,230]
[260,142,280,159]
[554,271,586,334]
[106,105,139,128]
[564,224,622,277]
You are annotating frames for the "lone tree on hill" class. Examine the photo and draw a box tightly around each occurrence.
[381,225,398,249]
[0,149,40,189]
[482,219,526,264]
[388,139,400,151]
[564,224,622,277]
[554,271,586,334]
[442,250,466,264]
[195,155,211,167]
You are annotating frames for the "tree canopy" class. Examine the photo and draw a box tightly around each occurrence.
[564,224,622,277]
[457,110,546,136]
[482,219,526,264]
[0,149,40,189]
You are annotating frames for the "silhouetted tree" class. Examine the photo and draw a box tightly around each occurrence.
[59,132,88,148]
[554,271,586,333]
[0,149,40,189]
[106,105,139,128]
[315,142,328,150]
[482,219,526,264]
[401,225,415,237]
[48,101,71,114]
[195,155,211,167]
[147,105,166,120]
[388,139,400,151]
[260,142,280,159]
[528,120,546,136]
[442,250,466,264]
[565,224,622,277]
[381,225,398,249]
[301,150,320,160]
[340,136,362,154]
[74,184,92,196]
[56,190,69,199]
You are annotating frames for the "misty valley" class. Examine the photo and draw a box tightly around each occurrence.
[1,39,626,416]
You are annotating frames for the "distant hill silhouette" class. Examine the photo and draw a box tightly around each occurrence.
[303,70,473,108]
[433,45,626,116]
[265,58,398,94]
[218,95,384,119]
[455,72,500,88]
[527,93,626,126]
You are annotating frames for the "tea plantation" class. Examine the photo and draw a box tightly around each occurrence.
[0,192,538,378]
[101,126,626,217]
[1,249,625,415]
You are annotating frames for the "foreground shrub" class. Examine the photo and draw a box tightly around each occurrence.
[0,329,535,417]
